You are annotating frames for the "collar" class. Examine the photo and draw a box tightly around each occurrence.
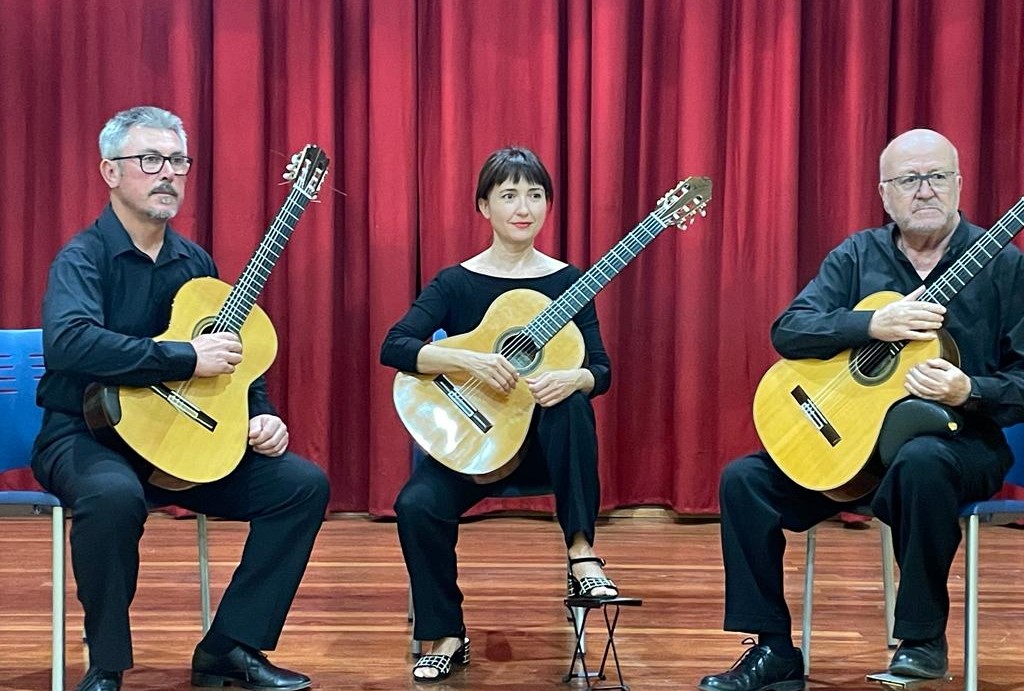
[96,203,192,263]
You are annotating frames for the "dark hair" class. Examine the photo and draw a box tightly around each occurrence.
[474,146,553,213]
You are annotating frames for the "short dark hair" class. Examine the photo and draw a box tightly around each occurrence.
[474,146,553,213]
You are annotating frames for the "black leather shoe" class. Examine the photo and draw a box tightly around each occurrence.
[191,645,312,690]
[889,635,948,679]
[698,641,805,691]
[75,667,122,691]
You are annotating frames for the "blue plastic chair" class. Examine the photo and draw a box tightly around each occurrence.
[801,424,1024,689]
[0,328,214,690]
[0,328,64,691]
[960,423,1024,691]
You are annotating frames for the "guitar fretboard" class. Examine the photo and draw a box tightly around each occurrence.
[213,186,312,333]
[921,197,1024,307]
[521,211,671,349]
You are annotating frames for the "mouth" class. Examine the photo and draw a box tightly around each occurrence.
[511,222,533,229]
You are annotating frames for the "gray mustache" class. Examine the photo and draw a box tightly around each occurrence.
[151,185,178,197]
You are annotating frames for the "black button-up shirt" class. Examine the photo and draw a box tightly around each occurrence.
[35,204,274,449]
[771,213,1024,428]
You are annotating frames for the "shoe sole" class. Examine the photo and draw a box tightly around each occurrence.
[697,681,805,691]
[190,672,312,691]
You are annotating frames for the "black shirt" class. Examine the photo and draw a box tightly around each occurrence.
[380,264,612,396]
[771,214,1024,427]
[35,204,274,450]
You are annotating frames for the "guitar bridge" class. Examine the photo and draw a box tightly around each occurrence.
[790,385,840,447]
[433,376,492,433]
[150,384,218,431]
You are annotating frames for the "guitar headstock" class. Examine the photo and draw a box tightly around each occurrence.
[654,176,712,230]
[283,145,330,200]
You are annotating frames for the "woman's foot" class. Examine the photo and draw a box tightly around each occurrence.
[412,635,470,683]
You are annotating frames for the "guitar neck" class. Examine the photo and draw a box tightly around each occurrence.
[524,211,670,348]
[921,197,1024,307]
[213,186,311,332]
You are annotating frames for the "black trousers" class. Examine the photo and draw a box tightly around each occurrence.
[394,391,600,641]
[719,428,1010,641]
[32,431,330,672]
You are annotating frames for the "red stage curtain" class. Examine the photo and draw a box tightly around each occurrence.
[1,0,1022,514]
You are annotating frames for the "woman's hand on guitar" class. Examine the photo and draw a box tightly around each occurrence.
[191,332,243,377]
[462,351,519,393]
[868,286,946,342]
[525,369,591,407]
[904,358,972,406]
[248,414,289,457]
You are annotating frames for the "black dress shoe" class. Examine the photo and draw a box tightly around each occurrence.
[698,642,805,691]
[889,635,948,679]
[75,667,122,691]
[191,644,312,690]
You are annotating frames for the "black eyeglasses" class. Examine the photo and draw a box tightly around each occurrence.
[109,154,194,175]
[880,170,957,193]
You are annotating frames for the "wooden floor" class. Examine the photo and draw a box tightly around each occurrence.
[1,513,1023,691]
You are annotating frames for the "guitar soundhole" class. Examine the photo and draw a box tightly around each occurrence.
[496,328,541,375]
[194,318,239,339]
[849,345,898,385]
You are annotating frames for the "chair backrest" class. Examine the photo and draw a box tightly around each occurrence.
[1002,423,1024,488]
[0,329,45,474]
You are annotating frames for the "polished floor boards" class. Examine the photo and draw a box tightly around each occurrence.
[2,513,1023,690]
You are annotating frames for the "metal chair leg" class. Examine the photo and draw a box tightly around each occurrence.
[879,523,897,647]
[801,525,816,677]
[198,514,211,633]
[51,505,65,691]
[964,514,980,691]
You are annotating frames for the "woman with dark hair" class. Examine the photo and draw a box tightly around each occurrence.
[381,146,617,683]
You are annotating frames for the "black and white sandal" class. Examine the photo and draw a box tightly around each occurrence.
[411,636,470,684]
[567,556,619,599]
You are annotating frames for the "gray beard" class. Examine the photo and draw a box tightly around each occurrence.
[146,207,177,221]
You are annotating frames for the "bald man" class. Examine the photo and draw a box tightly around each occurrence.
[697,129,1024,691]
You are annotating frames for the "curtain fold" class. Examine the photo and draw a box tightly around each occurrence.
[1,0,1022,513]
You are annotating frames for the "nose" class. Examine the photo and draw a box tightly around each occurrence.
[915,178,938,197]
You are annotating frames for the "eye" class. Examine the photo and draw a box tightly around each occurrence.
[169,156,187,167]
[141,154,163,167]
[896,176,918,189]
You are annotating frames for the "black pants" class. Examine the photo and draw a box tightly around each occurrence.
[32,431,330,671]
[394,391,600,641]
[719,428,1010,641]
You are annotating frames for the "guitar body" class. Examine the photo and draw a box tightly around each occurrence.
[393,288,585,479]
[85,277,278,485]
[753,291,959,500]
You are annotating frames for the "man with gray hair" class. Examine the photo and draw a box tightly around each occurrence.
[698,129,1024,691]
[32,105,329,691]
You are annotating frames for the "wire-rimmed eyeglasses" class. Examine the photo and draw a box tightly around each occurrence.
[880,170,957,193]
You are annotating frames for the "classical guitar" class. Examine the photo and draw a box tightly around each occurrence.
[393,177,712,482]
[754,197,1024,501]
[84,145,329,489]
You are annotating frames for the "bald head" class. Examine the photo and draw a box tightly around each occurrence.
[879,129,959,181]
[878,129,962,238]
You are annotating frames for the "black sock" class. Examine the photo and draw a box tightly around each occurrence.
[758,632,798,655]
[198,630,238,656]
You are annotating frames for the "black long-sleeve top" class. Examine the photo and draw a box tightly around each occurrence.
[380,264,612,397]
[771,214,1024,428]
[35,204,276,450]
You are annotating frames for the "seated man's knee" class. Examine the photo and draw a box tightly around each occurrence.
[74,474,147,526]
